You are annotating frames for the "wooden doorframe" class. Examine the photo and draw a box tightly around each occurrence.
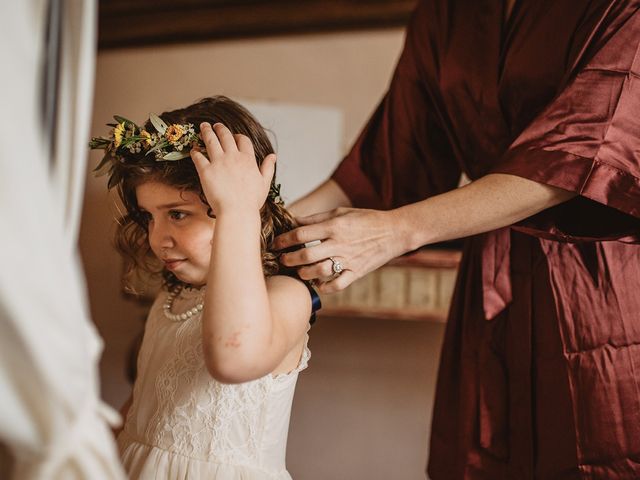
[98,0,417,49]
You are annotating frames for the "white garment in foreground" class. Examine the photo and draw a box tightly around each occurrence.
[118,288,309,479]
[0,1,124,478]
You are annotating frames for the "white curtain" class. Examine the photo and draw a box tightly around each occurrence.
[0,1,125,478]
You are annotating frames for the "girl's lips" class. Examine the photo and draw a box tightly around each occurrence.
[164,259,185,270]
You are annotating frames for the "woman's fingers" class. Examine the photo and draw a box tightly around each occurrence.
[297,258,338,280]
[274,225,321,251]
[274,208,350,250]
[278,208,397,293]
[280,239,334,267]
[316,270,356,294]
[295,210,341,226]
[274,219,337,251]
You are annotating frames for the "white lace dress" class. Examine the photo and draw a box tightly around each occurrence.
[117,287,310,479]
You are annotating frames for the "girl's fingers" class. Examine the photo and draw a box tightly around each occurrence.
[199,122,223,157]
[234,133,254,154]
[212,123,238,152]
[190,148,210,173]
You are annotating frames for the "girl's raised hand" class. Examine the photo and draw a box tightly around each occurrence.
[191,122,276,214]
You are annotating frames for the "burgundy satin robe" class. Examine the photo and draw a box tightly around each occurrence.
[332,1,640,478]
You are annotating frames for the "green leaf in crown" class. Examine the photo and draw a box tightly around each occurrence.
[88,113,284,203]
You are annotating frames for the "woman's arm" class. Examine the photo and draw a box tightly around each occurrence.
[275,173,575,292]
[191,123,311,384]
[288,178,352,217]
[398,172,575,250]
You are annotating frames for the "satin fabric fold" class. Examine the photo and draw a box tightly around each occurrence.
[332,1,640,478]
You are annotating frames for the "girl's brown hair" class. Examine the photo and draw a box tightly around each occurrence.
[109,96,296,291]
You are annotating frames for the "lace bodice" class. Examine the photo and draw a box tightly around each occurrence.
[118,288,309,476]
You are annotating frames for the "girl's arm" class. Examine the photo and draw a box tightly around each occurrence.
[275,173,575,292]
[191,122,311,384]
[203,208,310,383]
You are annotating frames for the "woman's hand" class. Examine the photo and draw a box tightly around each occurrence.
[273,207,410,293]
[273,173,576,294]
[190,122,276,214]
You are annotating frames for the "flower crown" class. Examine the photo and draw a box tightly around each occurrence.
[89,114,283,204]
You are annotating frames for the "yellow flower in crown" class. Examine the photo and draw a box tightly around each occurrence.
[90,112,284,204]
[140,130,153,146]
[113,122,125,148]
[165,124,185,143]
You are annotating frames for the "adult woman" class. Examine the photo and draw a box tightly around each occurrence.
[275,0,640,478]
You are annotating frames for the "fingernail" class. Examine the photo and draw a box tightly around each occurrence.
[200,122,210,130]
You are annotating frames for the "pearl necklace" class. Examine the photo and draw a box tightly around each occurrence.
[163,286,204,322]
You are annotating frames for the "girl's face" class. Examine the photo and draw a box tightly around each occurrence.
[136,181,216,287]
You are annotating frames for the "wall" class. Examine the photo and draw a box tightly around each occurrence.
[80,28,445,480]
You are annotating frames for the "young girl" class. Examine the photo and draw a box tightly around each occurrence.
[90,96,320,479]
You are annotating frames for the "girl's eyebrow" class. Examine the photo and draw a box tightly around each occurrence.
[157,201,193,209]
[136,200,195,211]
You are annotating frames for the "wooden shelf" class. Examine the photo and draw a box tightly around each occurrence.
[123,247,462,323]
[319,248,461,323]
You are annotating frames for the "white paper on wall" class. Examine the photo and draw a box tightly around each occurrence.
[242,100,344,204]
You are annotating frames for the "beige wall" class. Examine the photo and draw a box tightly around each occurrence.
[80,28,445,480]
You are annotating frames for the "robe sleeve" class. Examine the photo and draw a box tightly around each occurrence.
[491,7,640,242]
[331,2,461,210]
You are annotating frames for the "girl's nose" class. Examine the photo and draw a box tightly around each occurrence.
[149,222,174,251]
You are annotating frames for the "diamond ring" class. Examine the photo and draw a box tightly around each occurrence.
[329,257,344,274]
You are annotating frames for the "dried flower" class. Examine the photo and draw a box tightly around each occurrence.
[113,122,125,148]
[166,124,185,143]
[89,113,283,204]
[140,130,153,146]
